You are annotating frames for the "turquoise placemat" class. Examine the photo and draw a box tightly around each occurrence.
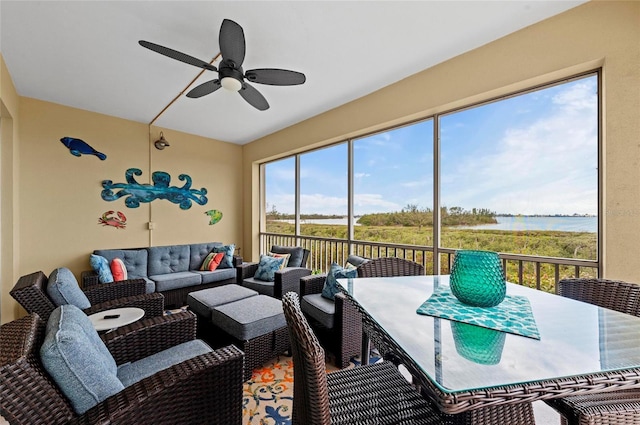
[416,285,540,339]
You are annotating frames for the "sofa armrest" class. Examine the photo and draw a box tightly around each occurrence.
[83,278,148,304]
[274,267,312,298]
[299,274,326,296]
[83,292,165,319]
[81,270,100,287]
[74,344,244,425]
[236,261,259,282]
[101,310,195,364]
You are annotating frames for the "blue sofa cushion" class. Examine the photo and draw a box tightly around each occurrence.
[47,267,91,309]
[40,305,123,415]
[117,339,212,387]
[189,242,223,270]
[94,249,149,279]
[89,254,114,283]
[211,244,235,269]
[242,277,275,297]
[150,271,201,292]
[148,245,191,275]
[322,263,357,300]
[192,267,236,284]
[301,293,336,329]
[254,255,285,282]
[270,245,305,268]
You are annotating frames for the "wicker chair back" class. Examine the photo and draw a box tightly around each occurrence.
[9,271,57,321]
[357,257,424,278]
[282,291,331,425]
[558,278,640,317]
[0,313,75,425]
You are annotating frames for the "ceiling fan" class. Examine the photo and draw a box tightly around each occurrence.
[139,19,306,111]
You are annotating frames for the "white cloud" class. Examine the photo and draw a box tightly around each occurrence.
[444,78,598,215]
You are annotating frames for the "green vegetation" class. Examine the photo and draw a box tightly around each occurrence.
[265,206,597,293]
[358,205,497,227]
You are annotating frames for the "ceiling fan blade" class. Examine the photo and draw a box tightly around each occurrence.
[219,19,246,68]
[239,82,269,111]
[245,69,306,86]
[186,79,221,98]
[139,40,217,71]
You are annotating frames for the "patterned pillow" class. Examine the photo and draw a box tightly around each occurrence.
[268,252,291,269]
[322,262,357,300]
[110,258,128,281]
[254,255,286,282]
[90,254,114,283]
[200,252,225,271]
[212,244,235,269]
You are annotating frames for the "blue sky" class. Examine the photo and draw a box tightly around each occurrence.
[266,74,598,216]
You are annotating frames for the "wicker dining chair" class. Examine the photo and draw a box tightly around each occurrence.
[545,278,640,425]
[10,270,165,320]
[282,291,447,425]
[357,256,425,278]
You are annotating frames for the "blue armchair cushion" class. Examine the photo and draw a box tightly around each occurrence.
[47,267,91,309]
[254,254,285,282]
[89,254,114,283]
[40,305,123,415]
[212,244,235,269]
[322,262,357,300]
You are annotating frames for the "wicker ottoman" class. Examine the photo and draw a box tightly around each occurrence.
[211,295,290,381]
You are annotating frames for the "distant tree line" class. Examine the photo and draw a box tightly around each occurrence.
[358,204,497,227]
[266,203,497,227]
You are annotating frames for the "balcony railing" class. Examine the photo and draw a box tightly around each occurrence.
[260,232,599,293]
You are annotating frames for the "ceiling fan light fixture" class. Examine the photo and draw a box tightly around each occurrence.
[221,77,242,92]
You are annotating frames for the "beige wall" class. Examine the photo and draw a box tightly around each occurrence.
[242,1,640,280]
[1,54,21,325]
[0,94,242,323]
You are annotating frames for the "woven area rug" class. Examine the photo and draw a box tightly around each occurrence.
[166,307,380,424]
[243,352,379,425]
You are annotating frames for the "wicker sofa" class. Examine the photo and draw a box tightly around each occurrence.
[82,242,242,308]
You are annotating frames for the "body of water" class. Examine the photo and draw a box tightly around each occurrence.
[460,216,597,233]
[278,215,597,232]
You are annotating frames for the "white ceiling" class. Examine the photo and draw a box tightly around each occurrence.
[0,1,586,145]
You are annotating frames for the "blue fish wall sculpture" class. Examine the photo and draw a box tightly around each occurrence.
[60,137,107,160]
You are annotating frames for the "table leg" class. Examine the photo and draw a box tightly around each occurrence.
[361,332,370,365]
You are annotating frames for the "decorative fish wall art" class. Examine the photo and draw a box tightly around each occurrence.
[101,168,208,210]
[205,209,223,225]
[60,137,107,160]
[98,211,127,229]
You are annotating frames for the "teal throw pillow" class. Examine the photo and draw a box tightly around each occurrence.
[90,254,114,283]
[254,254,285,282]
[322,262,357,300]
[212,244,235,269]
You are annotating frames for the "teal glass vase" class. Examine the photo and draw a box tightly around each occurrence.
[450,250,506,307]
[451,322,506,365]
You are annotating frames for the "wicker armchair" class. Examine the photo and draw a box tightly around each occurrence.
[300,256,424,368]
[10,270,165,320]
[282,292,447,425]
[545,278,640,425]
[0,311,244,425]
[237,246,311,298]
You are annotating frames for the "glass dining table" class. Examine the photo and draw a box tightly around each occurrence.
[338,275,640,415]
